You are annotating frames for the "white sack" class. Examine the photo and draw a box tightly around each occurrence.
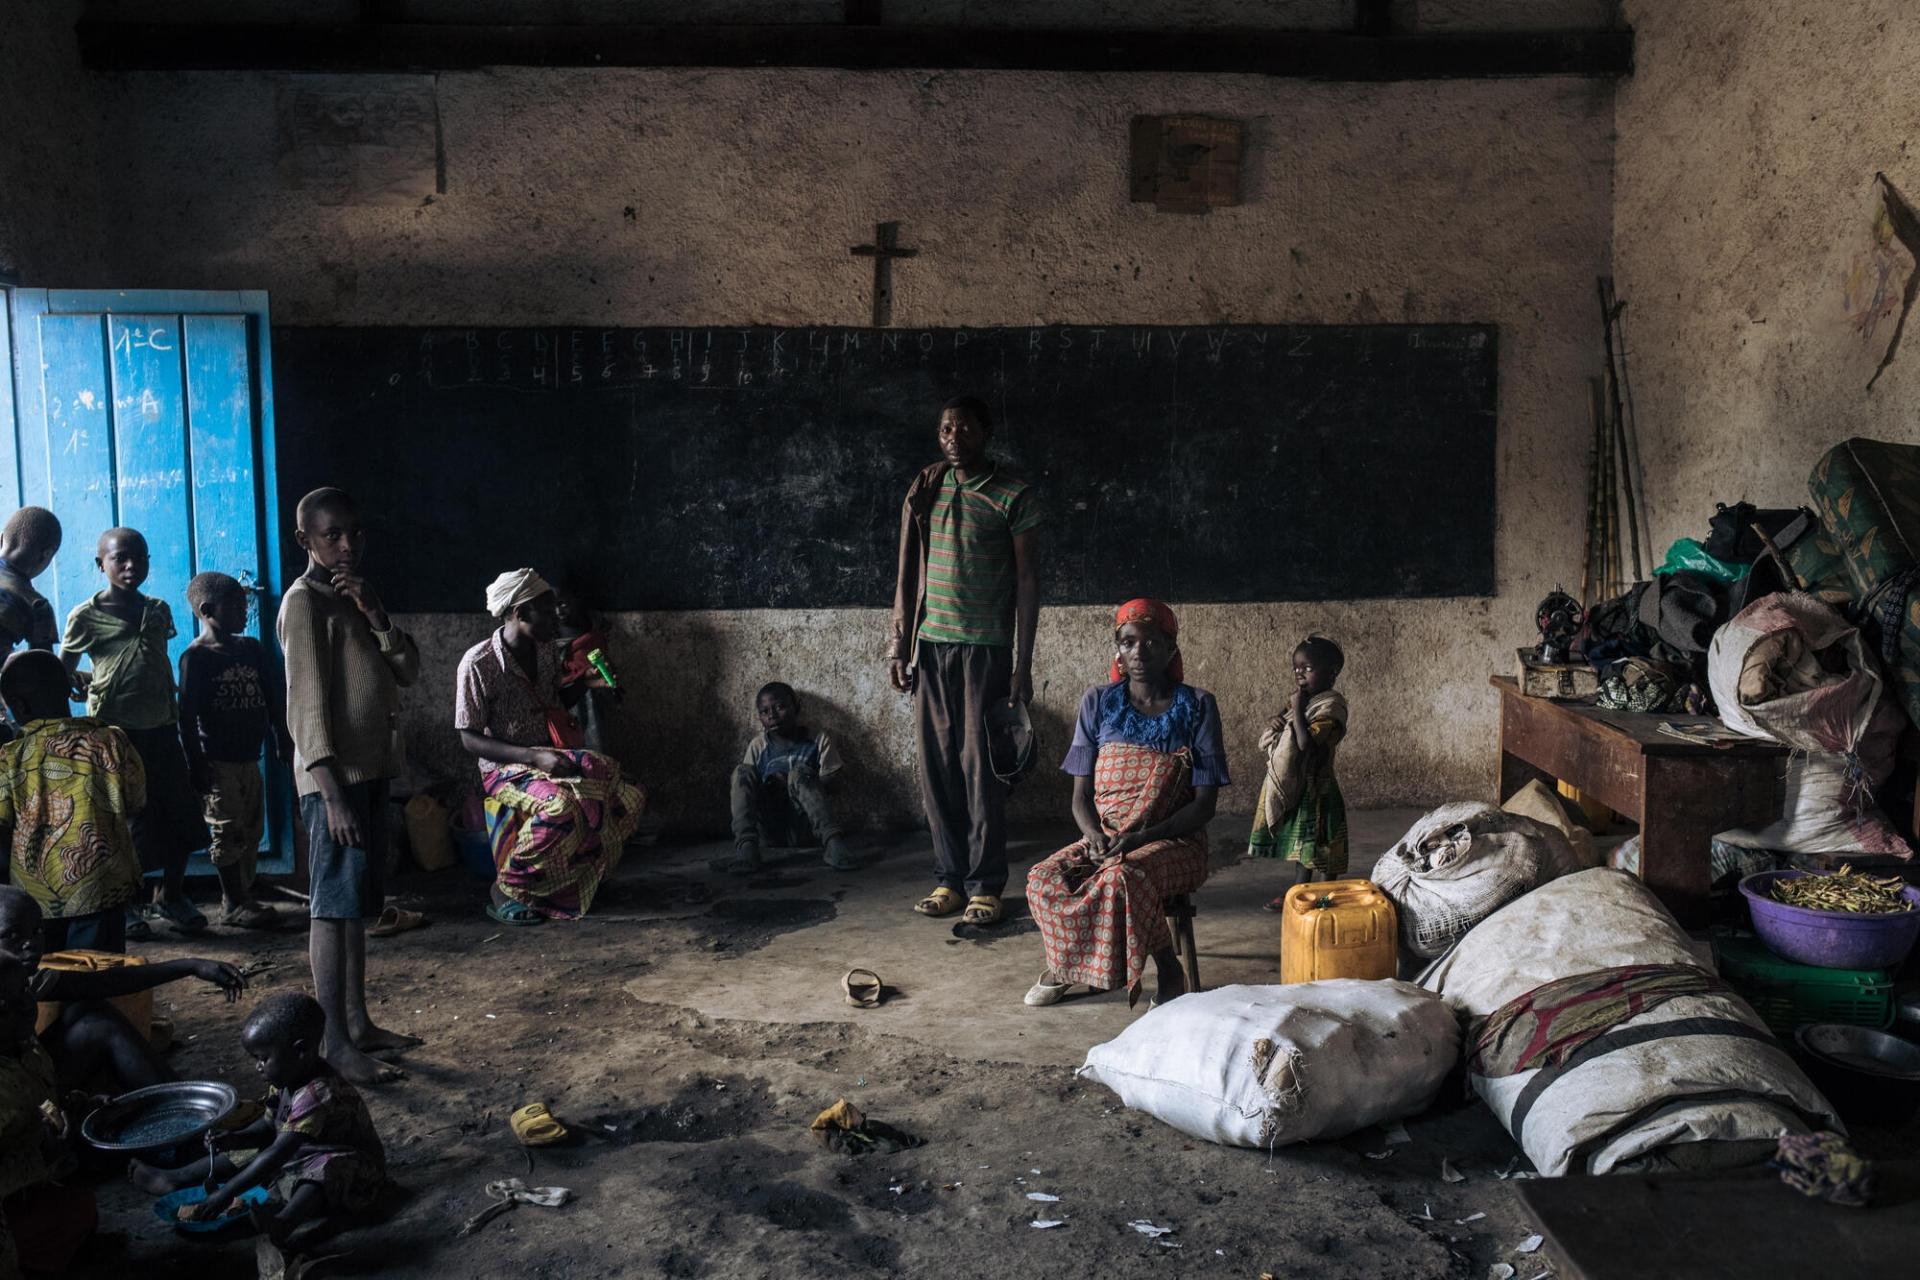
[1077,980,1458,1149]
[1708,592,1898,766]
[1373,802,1583,960]
[1420,869,1838,1175]
[1501,779,1601,871]
[1717,751,1914,858]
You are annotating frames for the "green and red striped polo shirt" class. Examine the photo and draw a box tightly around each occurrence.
[916,466,1042,648]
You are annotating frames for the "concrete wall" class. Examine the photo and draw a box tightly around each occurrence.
[83,66,1613,831]
[28,6,1620,832]
[0,1,105,283]
[1614,0,1920,562]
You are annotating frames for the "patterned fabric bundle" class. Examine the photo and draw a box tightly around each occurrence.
[1027,742,1208,1001]
[486,749,646,919]
[1771,1130,1878,1207]
[1466,963,1731,1079]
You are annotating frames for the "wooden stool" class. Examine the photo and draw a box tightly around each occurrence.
[1164,894,1201,992]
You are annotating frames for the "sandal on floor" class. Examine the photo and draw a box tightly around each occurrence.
[962,895,1003,926]
[715,841,763,875]
[125,906,154,942]
[221,899,281,930]
[1023,973,1076,1007]
[1262,895,1291,913]
[913,887,963,917]
[842,968,883,1008]
[486,899,543,926]
[509,1102,569,1147]
[153,896,208,935]
[368,906,429,938]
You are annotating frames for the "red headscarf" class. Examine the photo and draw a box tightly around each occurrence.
[1110,597,1184,684]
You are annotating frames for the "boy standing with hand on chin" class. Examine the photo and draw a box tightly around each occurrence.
[279,488,420,1085]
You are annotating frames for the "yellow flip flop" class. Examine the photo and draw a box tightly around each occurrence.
[963,895,1003,926]
[914,887,963,917]
[509,1102,569,1147]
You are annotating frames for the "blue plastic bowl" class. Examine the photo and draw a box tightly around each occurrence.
[1740,870,1920,970]
[153,1184,272,1234]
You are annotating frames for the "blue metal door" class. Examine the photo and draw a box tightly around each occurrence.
[6,289,290,873]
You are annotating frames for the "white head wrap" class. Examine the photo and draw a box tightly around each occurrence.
[485,568,553,619]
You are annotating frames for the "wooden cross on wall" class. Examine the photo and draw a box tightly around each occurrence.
[850,221,917,328]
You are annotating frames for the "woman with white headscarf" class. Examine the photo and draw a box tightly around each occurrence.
[453,569,645,925]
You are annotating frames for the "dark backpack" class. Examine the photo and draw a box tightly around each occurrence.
[1705,502,1804,565]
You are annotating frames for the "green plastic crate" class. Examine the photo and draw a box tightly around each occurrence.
[1715,935,1895,1034]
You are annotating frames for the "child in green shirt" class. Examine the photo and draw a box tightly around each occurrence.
[60,528,208,939]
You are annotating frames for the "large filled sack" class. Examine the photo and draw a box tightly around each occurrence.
[1717,752,1914,858]
[1420,869,1839,1176]
[1706,592,1911,857]
[1500,779,1600,871]
[1372,802,1583,960]
[1077,980,1457,1149]
[1808,438,1920,726]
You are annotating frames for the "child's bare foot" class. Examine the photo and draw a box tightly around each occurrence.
[353,1025,423,1053]
[129,1158,184,1196]
[325,1043,405,1085]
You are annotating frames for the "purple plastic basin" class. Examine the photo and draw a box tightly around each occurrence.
[1740,870,1920,970]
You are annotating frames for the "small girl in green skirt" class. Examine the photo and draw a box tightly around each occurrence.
[1247,636,1349,910]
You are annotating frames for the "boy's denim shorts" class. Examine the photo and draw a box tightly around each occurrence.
[300,781,389,921]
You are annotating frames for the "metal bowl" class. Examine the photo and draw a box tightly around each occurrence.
[81,1080,239,1155]
[1792,1023,1920,1128]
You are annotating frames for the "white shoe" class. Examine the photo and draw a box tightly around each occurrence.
[1024,974,1074,1007]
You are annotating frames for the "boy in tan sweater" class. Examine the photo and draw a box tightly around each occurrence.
[279,487,420,1085]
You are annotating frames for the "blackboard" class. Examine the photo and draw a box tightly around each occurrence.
[271,324,1497,612]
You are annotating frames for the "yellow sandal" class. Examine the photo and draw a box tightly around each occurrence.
[963,895,1003,926]
[914,887,963,917]
[509,1102,569,1147]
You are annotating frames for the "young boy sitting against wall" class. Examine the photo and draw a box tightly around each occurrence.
[179,571,294,929]
[726,682,855,873]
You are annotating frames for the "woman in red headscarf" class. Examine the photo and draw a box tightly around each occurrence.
[1023,599,1229,1008]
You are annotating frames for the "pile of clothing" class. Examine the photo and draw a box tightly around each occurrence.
[1577,438,1920,857]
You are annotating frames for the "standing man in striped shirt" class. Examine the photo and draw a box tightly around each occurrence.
[888,395,1041,927]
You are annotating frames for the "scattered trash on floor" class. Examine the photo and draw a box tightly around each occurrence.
[1383,1121,1412,1145]
[1515,1234,1544,1254]
[1030,1219,1066,1229]
[1365,1150,1395,1161]
[1455,1212,1486,1224]
[1441,1157,1467,1182]
[1127,1220,1175,1237]
[1488,1265,1516,1280]
[1026,1192,1060,1202]
[456,1178,573,1237]
[808,1097,924,1156]
[255,1238,347,1280]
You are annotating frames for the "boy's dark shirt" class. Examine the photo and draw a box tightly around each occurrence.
[179,637,289,768]
[0,559,56,654]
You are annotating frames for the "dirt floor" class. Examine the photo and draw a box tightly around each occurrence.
[73,811,1564,1280]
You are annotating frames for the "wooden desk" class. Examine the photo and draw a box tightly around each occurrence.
[1490,676,1786,926]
